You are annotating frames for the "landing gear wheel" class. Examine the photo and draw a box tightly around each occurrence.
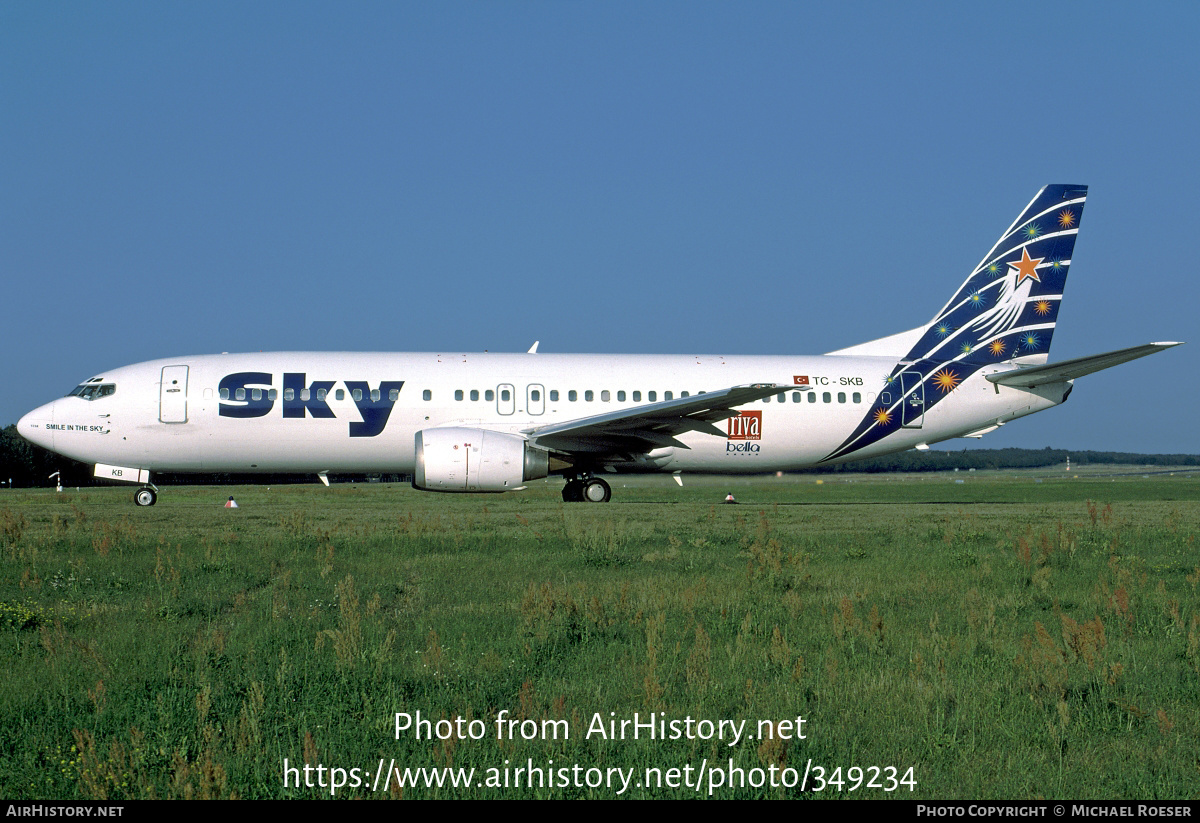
[562,480,583,502]
[134,487,157,507]
[582,477,611,503]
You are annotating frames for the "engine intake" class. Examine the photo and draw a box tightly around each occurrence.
[413,428,549,492]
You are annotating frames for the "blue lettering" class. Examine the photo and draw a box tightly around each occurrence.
[344,381,404,438]
[216,373,403,436]
[282,373,336,419]
[219,372,274,418]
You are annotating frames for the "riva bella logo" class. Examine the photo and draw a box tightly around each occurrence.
[726,410,762,454]
[727,410,761,440]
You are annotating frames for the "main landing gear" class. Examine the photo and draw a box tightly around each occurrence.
[561,474,611,503]
[134,486,158,507]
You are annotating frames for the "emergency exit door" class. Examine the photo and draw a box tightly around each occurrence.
[900,371,924,428]
[159,365,189,423]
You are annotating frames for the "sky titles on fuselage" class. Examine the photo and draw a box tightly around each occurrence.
[217,372,403,437]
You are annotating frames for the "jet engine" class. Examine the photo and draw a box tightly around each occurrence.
[413,427,550,492]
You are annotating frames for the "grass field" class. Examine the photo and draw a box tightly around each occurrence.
[1,469,1198,799]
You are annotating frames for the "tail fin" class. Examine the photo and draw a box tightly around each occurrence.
[822,185,1088,464]
[903,184,1088,365]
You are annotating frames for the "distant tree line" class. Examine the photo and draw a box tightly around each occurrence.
[1,423,1196,489]
[805,446,1200,474]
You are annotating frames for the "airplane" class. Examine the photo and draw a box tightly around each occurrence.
[17,184,1181,505]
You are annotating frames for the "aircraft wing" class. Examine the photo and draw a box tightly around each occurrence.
[985,342,1182,388]
[522,384,787,454]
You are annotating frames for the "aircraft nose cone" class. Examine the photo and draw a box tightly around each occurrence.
[17,402,56,451]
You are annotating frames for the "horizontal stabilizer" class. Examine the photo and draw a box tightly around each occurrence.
[985,342,1182,388]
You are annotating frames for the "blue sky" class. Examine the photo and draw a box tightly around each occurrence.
[3,2,1195,453]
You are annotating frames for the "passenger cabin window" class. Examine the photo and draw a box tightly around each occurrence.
[485,390,494,401]
[664,391,673,400]
[423,390,432,401]
[389,389,400,401]
[550,390,559,402]
[352,389,363,401]
[601,390,610,402]
[455,390,464,401]
[585,390,594,402]
[470,390,479,401]
[568,390,577,401]
[531,389,541,402]
[648,391,657,402]
[633,391,641,402]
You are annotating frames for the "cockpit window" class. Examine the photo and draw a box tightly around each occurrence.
[67,383,117,401]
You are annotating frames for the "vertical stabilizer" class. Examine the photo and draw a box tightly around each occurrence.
[904,184,1088,365]
[824,185,1088,463]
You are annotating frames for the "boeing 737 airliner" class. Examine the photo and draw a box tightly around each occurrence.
[17,185,1181,504]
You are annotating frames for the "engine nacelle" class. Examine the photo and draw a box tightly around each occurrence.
[413,428,550,492]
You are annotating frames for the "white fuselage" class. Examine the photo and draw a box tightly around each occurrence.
[17,351,1066,477]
